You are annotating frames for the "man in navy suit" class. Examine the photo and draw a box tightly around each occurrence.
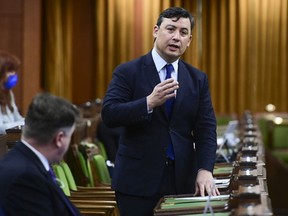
[0,93,81,216]
[102,7,220,216]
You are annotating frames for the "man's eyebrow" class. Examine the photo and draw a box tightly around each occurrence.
[181,27,189,31]
[165,24,189,31]
[165,24,176,28]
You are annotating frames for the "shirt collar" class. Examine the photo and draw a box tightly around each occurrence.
[152,48,179,73]
[21,139,50,171]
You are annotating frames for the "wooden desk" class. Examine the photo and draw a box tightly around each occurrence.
[5,126,22,150]
[0,134,7,157]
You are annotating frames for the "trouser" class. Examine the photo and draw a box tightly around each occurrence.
[115,158,176,216]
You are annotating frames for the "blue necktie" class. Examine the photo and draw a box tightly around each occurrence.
[165,64,175,160]
[165,64,175,118]
[48,166,58,184]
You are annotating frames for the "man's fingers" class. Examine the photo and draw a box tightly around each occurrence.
[205,185,212,196]
[208,182,220,196]
[199,184,205,197]
[157,78,175,87]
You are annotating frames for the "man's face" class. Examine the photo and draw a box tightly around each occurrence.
[153,17,192,63]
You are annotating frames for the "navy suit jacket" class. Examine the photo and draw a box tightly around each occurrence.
[102,52,217,197]
[0,142,81,216]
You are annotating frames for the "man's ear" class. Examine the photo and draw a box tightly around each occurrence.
[153,25,159,38]
[187,34,192,47]
[54,131,65,148]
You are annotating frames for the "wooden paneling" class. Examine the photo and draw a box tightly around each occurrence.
[22,0,42,115]
[72,0,95,104]
[0,0,41,115]
[0,0,24,112]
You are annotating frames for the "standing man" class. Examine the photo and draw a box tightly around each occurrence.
[102,7,219,216]
[0,93,81,216]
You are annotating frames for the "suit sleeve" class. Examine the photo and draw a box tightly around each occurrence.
[102,66,152,128]
[193,73,217,173]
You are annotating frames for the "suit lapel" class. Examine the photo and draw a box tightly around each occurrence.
[143,52,161,90]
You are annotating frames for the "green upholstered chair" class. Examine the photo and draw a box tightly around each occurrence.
[60,161,78,191]
[77,151,95,187]
[60,160,113,192]
[97,141,108,161]
[52,164,71,196]
[93,155,111,185]
[269,121,288,165]
[55,163,119,216]
[86,156,95,187]
[77,151,89,179]
[272,150,288,165]
[77,150,113,187]
[272,124,288,149]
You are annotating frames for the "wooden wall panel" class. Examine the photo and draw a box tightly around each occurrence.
[72,0,95,104]
[0,0,24,113]
[22,0,42,114]
[0,0,41,115]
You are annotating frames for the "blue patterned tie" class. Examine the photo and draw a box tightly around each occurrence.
[48,166,58,184]
[165,64,175,160]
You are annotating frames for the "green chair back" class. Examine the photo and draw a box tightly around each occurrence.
[52,164,71,196]
[60,161,77,191]
[77,151,95,187]
[77,151,89,178]
[97,141,108,161]
[93,154,111,184]
[272,151,288,165]
[86,158,95,187]
[273,124,288,148]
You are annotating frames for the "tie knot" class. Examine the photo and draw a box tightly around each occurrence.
[165,64,174,79]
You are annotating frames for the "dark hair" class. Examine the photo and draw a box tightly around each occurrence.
[0,50,21,113]
[0,50,20,80]
[156,7,195,32]
[23,93,79,144]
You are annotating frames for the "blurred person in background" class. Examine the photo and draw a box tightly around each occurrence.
[0,50,24,134]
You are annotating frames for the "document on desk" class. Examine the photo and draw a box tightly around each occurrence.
[214,178,231,188]
[165,194,230,203]
[161,195,229,210]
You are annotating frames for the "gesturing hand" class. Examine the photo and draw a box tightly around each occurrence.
[146,78,179,110]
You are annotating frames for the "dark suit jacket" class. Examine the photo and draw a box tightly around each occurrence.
[102,52,217,197]
[0,142,81,216]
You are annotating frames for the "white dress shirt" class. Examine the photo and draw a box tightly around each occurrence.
[21,139,50,172]
[151,48,179,82]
